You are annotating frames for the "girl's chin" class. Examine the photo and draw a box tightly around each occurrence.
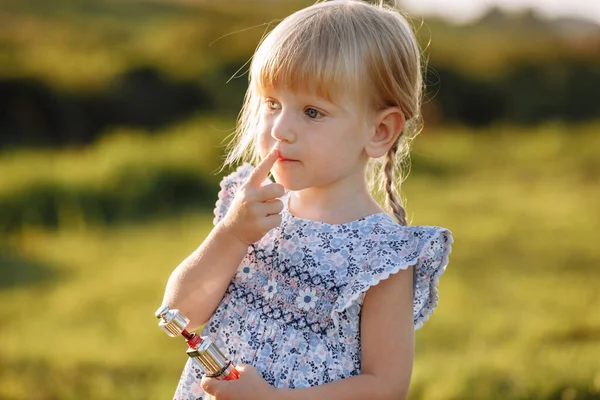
[271,175,304,191]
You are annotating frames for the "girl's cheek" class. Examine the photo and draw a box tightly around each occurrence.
[257,127,274,157]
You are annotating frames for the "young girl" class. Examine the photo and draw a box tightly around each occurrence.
[162,1,452,399]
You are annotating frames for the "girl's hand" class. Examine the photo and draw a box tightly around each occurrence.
[221,148,284,245]
[201,364,276,400]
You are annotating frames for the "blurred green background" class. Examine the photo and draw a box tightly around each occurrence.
[1,0,599,399]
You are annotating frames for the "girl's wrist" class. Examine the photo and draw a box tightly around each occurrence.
[215,220,250,249]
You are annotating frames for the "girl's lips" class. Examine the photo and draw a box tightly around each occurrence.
[277,156,298,162]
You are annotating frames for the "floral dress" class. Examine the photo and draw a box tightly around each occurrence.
[174,164,453,399]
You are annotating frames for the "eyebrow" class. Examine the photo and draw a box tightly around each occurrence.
[258,82,365,117]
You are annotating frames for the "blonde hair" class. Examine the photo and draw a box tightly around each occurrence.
[225,0,424,225]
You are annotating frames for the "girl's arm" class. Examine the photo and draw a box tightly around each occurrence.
[161,223,251,330]
[275,267,415,400]
[161,150,284,330]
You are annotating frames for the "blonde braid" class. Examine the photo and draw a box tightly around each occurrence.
[383,139,408,226]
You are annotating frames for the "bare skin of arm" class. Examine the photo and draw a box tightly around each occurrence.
[161,149,284,330]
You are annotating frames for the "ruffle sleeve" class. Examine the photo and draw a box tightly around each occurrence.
[332,226,453,330]
[213,163,254,225]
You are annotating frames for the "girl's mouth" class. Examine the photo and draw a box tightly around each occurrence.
[277,156,298,163]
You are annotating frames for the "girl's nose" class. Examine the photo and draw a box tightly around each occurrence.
[271,112,296,143]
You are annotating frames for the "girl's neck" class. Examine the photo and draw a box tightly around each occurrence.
[287,177,383,225]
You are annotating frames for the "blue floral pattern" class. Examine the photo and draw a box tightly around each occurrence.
[173,164,453,399]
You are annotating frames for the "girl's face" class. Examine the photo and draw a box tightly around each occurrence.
[257,87,372,191]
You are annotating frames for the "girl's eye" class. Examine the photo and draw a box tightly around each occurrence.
[304,107,323,119]
[265,100,280,111]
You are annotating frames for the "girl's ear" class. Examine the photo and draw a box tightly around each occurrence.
[365,107,405,158]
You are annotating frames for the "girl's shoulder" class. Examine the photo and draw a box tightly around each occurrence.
[356,216,453,274]
[332,218,453,330]
[361,214,452,249]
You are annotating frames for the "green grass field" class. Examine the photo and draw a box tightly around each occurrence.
[1,120,599,399]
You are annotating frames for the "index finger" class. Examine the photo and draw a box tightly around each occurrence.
[248,148,279,186]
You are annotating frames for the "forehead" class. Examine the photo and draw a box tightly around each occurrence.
[253,68,355,104]
[250,32,371,113]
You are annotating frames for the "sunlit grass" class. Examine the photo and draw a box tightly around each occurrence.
[0,116,232,194]
[1,214,213,400]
